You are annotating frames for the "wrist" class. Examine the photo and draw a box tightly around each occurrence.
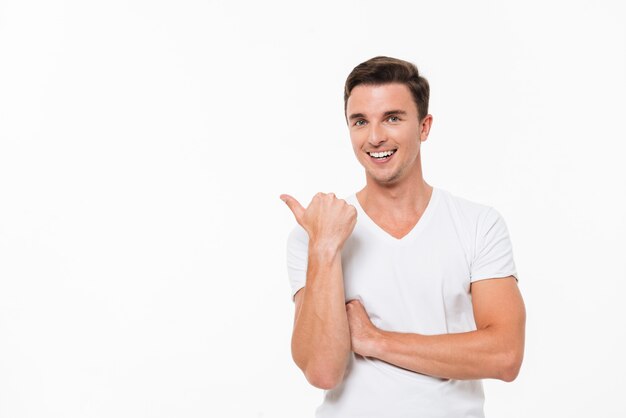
[368,329,389,359]
[309,240,342,260]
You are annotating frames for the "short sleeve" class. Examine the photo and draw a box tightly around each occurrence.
[286,225,309,300]
[470,208,518,283]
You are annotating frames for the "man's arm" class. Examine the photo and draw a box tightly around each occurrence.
[346,276,525,381]
[292,248,350,389]
[282,193,357,390]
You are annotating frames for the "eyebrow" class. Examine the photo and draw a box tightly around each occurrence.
[348,112,365,121]
[382,110,407,118]
[348,110,408,121]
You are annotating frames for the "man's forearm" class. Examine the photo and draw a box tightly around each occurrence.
[291,244,351,389]
[369,326,523,382]
[346,277,525,382]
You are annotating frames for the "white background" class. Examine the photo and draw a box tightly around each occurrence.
[1,1,625,417]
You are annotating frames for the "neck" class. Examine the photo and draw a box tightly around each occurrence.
[357,159,432,216]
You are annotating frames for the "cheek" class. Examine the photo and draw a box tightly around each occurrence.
[349,133,364,153]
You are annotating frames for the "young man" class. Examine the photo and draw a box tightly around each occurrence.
[280,56,525,418]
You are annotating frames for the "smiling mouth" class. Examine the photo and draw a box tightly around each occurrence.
[367,149,397,159]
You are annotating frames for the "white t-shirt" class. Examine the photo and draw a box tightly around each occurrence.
[286,187,518,418]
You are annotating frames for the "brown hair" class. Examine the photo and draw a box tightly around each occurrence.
[344,56,430,120]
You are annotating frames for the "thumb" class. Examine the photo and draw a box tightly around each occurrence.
[280,194,305,222]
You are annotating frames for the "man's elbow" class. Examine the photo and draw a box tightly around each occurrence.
[304,367,344,390]
[292,343,349,390]
[497,350,523,382]
[302,366,344,390]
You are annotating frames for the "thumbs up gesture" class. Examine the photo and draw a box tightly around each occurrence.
[280,192,357,253]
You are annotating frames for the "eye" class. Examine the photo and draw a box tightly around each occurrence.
[387,115,400,122]
[354,119,367,127]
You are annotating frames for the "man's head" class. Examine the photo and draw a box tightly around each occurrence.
[344,56,430,122]
[344,57,433,186]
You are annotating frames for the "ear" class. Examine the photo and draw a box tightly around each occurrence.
[419,114,433,142]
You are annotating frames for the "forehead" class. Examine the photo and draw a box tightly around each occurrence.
[346,83,417,116]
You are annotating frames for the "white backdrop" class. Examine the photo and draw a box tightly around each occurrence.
[1,1,625,417]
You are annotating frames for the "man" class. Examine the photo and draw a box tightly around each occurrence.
[280,56,525,417]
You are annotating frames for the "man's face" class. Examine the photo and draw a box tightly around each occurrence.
[346,83,431,186]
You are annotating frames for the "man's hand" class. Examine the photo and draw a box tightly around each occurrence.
[346,299,381,358]
[280,192,357,253]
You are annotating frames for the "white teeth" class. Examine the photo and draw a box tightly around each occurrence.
[369,150,395,158]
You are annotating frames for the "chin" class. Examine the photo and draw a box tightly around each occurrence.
[368,171,402,185]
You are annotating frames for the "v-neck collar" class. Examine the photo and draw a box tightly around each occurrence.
[350,187,440,243]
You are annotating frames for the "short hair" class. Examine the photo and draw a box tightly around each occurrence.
[344,56,430,120]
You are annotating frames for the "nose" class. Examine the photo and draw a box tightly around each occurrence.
[367,122,386,147]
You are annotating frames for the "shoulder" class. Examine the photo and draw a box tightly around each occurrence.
[435,187,498,225]
[435,188,511,253]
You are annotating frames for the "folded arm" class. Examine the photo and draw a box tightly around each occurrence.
[346,276,526,381]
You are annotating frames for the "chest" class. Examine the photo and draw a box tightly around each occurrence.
[365,214,422,240]
[340,219,473,333]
